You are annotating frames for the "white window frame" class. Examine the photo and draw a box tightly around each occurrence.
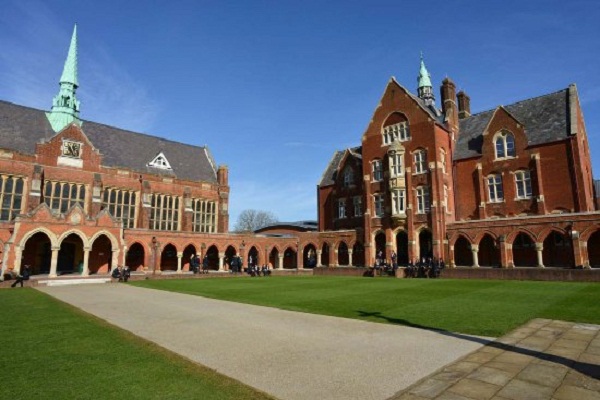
[343,167,353,187]
[414,150,427,174]
[382,121,410,145]
[487,174,504,203]
[494,132,516,159]
[440,148,447,174]
[372,160,383,181]
[515,170,532,199]
[337,198,346,219]
[374,194,384,217]
[192,199,217,233]
[389,153,403,178]
[353,196,362,217]
[391,189,406,215]
[444,184,450,212]
[416,186,430,214]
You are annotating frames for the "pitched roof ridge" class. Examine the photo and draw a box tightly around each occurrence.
[462,87,569,121]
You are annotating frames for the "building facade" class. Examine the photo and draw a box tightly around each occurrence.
[318,56,600,269]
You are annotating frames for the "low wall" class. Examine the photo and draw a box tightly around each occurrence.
[313,267,398,277]
[441,267,600,282]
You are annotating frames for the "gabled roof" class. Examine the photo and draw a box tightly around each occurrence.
[0,100,217,183]
[455,88,570,160]
[319,146,362,186]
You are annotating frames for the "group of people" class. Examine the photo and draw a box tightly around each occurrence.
[247,263,271,277]
[111,265,131,282]
[372,251,445,278]
[190,254,210,274]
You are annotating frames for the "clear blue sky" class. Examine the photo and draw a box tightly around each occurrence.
[2,1,600,228]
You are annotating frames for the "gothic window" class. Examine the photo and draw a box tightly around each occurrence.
[0,175,24,221]
[391,189,406,215]
[337,199,346,219]
[149,193,180,231]
[389,153,403,178]
[353,196,362,217]
[440,148,447,174]
[414,150,427,174]
[416,186,430,214]
[102,188,137,228]
[495,132,516,159]
[382,121,410,145]
[374,193,384,217]
[342,167,354,187]
[192,199,217,233]
[372,159,383,181]
[487,174,504,202]
[515,170,532,198]
[44,180,85,213]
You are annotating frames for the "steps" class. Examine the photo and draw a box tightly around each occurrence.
[37,278,112,287]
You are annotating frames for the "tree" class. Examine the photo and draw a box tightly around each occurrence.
[234,209,278,232]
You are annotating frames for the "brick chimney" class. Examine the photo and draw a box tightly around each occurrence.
[441,78,458,132]
[457,91,471,119]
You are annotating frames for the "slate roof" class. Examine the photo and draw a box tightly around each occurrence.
[0,100,217,182]
[254,220,318,233]
[455,88,570,160]
[319,146,362,186]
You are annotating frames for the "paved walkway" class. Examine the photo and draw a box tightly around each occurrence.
[38,284,488,400]
[391,318,600,400]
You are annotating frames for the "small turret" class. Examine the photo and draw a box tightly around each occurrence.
[417,53,435,107]
[46,24,81,132]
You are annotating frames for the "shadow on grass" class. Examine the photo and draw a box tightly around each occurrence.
[357,310,600,381]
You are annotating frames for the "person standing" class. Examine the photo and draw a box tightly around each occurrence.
[11,265,30,287]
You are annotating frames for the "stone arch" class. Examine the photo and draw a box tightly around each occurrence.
[160,243,178,271]
[269,246,280,269]
[542,230,573,268]
[320,242,331,266]
[382,111,411,129]
[588,229,600,268]
[21,231,54,275]
[303,242,317,268]
[205,245,219,270]
[478,234,500,267]
[373,230,386,262]
[395,230,409,265]
[511,231,536,267]
[89,230,119,252]
[506,229,536,245]
[454,235,473,267]
[337,241,349,266]
[283,246,297,269]
[418,228,433,260]
[89,234,113,274]
[126,242,145,271]
[58,232,85,275]
[57,229,89,248]
[182,244,197,272]
[19,227,59,249]
[224,245,237,270]
[247,245,260,267]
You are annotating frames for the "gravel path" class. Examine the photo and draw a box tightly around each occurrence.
[38,284,490,400]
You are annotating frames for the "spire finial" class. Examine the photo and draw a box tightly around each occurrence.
[46,24,82,132]
[417,52,435,106]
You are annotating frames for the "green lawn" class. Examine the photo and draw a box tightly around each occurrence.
[133,276,600,337]
[0,289,273,400]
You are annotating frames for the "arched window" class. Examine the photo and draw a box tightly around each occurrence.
[515,170,532,198]
[342,167,354,187]
[416,186,430,214]
[487,174,504,202]
[414,150,427,174]
[495,132,516,159]
[382,121,410,144]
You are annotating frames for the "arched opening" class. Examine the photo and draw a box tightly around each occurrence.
[126,243,145,272]
[21,232,52,275]
[269,247,279,269]
[321,243,330,266]
[205,245,219,270]
[374,232,386,262]
[478,234,500,267]
[248,246,259,267]
[454,236,472,267]
[395,231,409,265]
[225,246,237,271]
[352,242,365,266]
[542,231,572,268]
[512,233,536,267]
[160,244,178,271]
[419,230,433,260]
[58,233,84,275]
[283,247,297,269]
[89,235,112,274]
[588,230,600,268]
[182,244,197,272]
[338,242,349,266]
[303,244,317,268]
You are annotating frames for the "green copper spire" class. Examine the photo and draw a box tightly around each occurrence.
[417,52,432,89]
[47,24,81,133]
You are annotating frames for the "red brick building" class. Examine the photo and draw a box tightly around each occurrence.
[318,56,600,269]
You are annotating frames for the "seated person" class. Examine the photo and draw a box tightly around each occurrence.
[111,266,122,281]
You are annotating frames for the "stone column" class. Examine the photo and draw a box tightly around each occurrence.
[13,246,22,274]
[297,249,303,269]
[348,250,353,267]
[471,244,479,268]
[448,245,455,268]
[111,250,119,273]
[278,255,284,270]
[316,250,322,267]
[49,246,60,278]
[218,253,224,271]
[177,252,183,274]
[535,243,544,268]
[333,249,339,267]
[82,246,90,276]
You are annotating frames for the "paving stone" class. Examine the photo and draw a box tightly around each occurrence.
[485,361,526,375]
[517,363,568,388]
[553,338,589,350]
[563,370,600,392]
[463,351,498,364]
[467,366,516,386]
[395,393,431,400]
[579,352,600,366]
[545,345,582,361]
[496,379,556,400]
[553,385,600,400]
[443,361,481,375]
[547,321,573,329]
[408,379,455,399]
[517,337,553,352]
[586,345,600,356]
[447,378,501,400]
[436,392,475,400]
[493,351,536,366]
[532,329,563,340]
[432,369,470,383]
[479,346,505,356]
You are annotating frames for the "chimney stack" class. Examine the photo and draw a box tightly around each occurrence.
[457,91,471,119]
[441,78,458,131]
